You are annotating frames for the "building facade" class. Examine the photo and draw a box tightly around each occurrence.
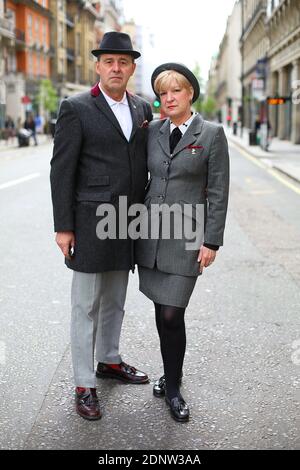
[267,0,300,143]
[214,0,242,127]
[49,0,123,98]
[122,20,143,95]
[0,0,15,127]
[0,0,134,126]
[4,0,51,124]
[239,0,300,143]
[240,0,269,130]
[50,0,100,97]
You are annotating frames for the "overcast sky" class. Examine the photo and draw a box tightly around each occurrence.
[123,0,238,93]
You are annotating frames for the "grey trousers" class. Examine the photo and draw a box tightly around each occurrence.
[70,270,129,388]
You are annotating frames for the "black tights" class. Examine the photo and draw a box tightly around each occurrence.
[154,302,186,400]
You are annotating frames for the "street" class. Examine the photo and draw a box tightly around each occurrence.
[0,139,299,450]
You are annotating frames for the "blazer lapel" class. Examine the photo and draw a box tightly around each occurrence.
[91,85,126,140]
[127,93,139,141]
[171,114,205,157]
[158,118,171,157]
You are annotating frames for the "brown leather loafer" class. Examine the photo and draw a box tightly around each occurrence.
[96,361,149,384]
[75,387,102,420]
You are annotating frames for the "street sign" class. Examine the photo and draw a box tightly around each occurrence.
[267,97,290,105]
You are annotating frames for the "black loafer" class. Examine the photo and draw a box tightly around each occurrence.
[165,395,189,422]
[153,373,183,397]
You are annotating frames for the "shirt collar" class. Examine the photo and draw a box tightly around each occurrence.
[170,112,197,134]
[99,83,128,107]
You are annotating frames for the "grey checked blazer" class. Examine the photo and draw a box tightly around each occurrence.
[135,114,230,277]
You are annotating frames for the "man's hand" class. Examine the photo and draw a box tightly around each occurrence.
[197,245,217,274]
[55,231,75,260]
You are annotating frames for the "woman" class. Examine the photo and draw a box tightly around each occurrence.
[136,63,230,422]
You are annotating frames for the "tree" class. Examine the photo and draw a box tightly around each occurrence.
[202,95,217,120]
[192,62,205,114]
[35,79,58,116]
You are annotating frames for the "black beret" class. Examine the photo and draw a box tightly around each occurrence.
[151,62,200,103]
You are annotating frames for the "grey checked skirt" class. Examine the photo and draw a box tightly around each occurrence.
[138,266,198,308]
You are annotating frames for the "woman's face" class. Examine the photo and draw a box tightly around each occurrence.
[159,78,193,121]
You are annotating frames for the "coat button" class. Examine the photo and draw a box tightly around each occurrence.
[163,160,170,166]
[161,177,167,181]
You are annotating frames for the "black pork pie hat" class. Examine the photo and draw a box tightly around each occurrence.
[91,31,141,59]
[151,62,200,103]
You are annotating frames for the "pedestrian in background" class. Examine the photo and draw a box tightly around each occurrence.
[50,32,153,421]
[136,63,230,422]
[24,114,38,146]
[4,116,15,145]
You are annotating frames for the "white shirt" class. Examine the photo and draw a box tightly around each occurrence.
[99,84,133,141]
[170,112,197,135]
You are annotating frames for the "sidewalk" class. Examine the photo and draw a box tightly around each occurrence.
[226,127,300,184]
[0,133,51,152]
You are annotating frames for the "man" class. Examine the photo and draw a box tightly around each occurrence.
[50,32,153,421]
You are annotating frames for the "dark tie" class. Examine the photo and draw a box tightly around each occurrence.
[169,127,182,154]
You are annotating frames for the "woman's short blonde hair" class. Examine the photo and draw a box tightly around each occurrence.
[154,70,194,98]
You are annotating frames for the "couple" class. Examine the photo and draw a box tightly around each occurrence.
[50,32,229,423]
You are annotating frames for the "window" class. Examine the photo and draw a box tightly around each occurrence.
[76,33,81,55]
[89,69,94,84]
[28,14,33,43]
[43,21,47,47]
[7,9,16,28]
[267,0,281,16]
[37,52,40,76]
[7,53,17,73]
[28,51,33,76]
[40,55,44,76]
[58,22,63,47]
[60,58,64,75]
[35,18,40,46]
[76,65,81,83]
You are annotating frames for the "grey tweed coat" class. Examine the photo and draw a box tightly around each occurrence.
[50,83,153,273]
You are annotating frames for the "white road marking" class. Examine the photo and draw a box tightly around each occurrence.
[0,172,41,190]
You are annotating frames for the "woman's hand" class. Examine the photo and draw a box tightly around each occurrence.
[197,245,217,274]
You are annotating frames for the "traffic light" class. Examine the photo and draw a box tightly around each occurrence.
[153,99,160,109]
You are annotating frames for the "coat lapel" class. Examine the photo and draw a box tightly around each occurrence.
[91,83,126,140]
[158,118,171,157]
[127,92,140,141]
[171,114,204,157]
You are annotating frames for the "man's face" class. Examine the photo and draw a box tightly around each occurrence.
[96,54,136,96]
